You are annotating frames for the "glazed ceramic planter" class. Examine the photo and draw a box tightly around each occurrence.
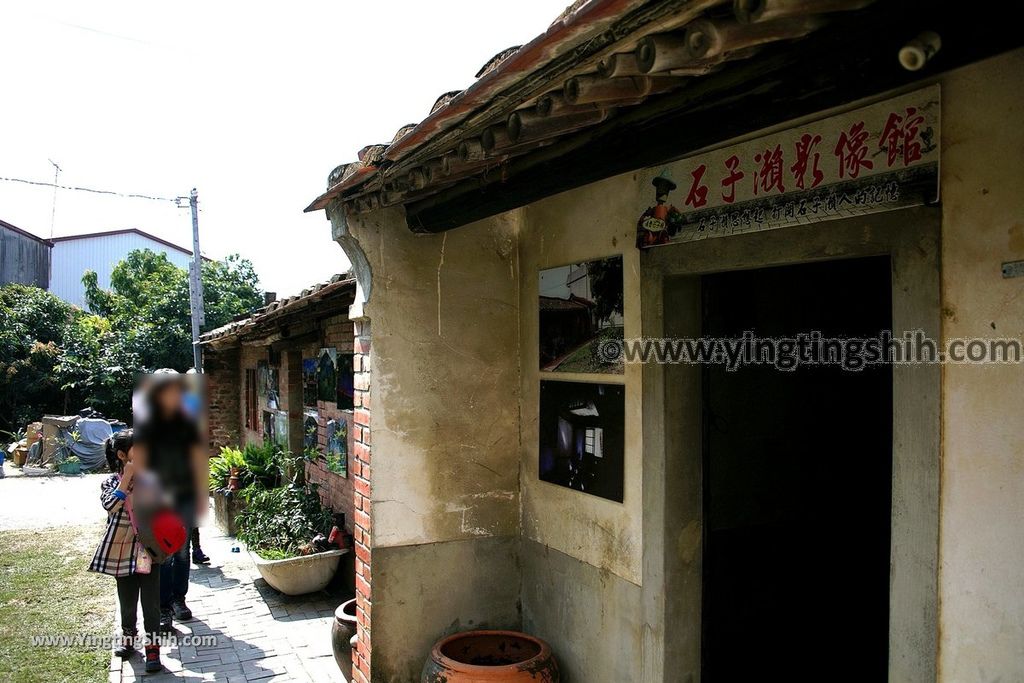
[421,630,559,683]
[331,598,358,681]
[249,548,347,596]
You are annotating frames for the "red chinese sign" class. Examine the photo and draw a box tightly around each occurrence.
[636,86,940,249]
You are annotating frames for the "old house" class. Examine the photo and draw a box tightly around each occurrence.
[199,274,361,536]
[299,2,1022,682]
[49,228,200,307]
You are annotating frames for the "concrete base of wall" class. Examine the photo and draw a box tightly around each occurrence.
[521,539,643,683]
[371,535,521,683]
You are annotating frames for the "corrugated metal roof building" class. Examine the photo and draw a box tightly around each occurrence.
[49,228,195,308]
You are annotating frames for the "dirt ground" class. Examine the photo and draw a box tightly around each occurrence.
[0,467,109,530]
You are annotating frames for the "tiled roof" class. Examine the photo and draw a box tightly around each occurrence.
[306,0,870,217]
[200,273,356,344]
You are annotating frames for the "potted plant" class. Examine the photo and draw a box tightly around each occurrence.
[236,481,345,595]
[58,454,82,475]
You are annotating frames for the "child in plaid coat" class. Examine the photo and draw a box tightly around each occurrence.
[88,430,162,672]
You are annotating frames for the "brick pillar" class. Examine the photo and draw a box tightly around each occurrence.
[351,320,373,683]
[203,346,241,451]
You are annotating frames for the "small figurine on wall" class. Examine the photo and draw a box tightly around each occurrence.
[636,170,684,249]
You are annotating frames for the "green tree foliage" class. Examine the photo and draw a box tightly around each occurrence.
[83,249,262,371]
[0,250,262,431]
[0,285,73,430]
[588,257,624,324]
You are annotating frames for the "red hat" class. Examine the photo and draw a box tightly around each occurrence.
[150,510,187,555]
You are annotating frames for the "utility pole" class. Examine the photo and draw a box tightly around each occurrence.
[188,188,205,372]
[47,159,61,238]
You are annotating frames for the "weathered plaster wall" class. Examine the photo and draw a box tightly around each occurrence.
[937,49,1024,682]
[373,537,521,682]
[347,205,521,546]
[343,205,523,681]
[518,174,646,586]
[520,539,643,682]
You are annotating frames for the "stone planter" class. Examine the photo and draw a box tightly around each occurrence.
[213,490,246,536]
[331,598,357,681]
[250,548,347,596]
[421,630,559,683]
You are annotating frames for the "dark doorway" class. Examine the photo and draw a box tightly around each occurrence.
[700,256,893,681]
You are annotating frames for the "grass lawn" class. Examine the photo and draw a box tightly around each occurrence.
[0,525,114,683]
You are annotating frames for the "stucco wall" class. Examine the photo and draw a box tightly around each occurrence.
[937,49,1024,682]
[518,176,645,587]
[344,205,523,681]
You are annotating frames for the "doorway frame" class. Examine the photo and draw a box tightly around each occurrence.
[638,207,941,682]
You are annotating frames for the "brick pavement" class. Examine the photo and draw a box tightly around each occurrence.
[111,525,347,682]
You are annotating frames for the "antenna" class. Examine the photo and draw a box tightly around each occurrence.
[47,159,62,238]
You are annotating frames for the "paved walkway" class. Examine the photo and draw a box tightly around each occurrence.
[112,524,346,682]
[0,465,346,681]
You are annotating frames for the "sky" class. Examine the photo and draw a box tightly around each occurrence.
[0,0,569,297]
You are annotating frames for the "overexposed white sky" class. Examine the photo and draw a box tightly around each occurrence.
[0,1,568,297]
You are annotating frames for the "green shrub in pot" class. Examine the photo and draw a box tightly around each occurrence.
[236,483,334,560]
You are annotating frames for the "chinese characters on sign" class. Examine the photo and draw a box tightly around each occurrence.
[635,86,940,248]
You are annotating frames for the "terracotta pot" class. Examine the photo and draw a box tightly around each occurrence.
[332,598,358,681]
[421,630,559,683]
[228,467,242,491]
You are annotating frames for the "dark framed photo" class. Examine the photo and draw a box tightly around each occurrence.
[539,380,625,502]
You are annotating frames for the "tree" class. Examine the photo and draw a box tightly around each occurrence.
[83,249,263,373]
[0,249,263,432]
[587,257,624,324]
[0,285,80,430]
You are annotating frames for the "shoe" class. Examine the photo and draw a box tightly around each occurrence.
[113,631,136,659]
[171,598,193,621]
[159,607,173,632]
[192,548,210,564]
[144,645,162,673]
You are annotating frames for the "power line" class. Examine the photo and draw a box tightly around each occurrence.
[0,174,182,204]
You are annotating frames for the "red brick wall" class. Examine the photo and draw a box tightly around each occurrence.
[229,313,357,534]
[204,346,241,451]
[351,320,372,683]
[304,313,356,528]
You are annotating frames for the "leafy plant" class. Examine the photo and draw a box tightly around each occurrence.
[209,446,246,492]
[236,483,334,559]
[242,441,283,489]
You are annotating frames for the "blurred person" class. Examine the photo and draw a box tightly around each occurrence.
[88,430,164,673]
[132,370,208,632]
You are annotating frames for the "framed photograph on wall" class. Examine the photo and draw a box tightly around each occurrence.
[539,380,625,502]
[325,417,348,477]
[302,358,318,407]
[273,410,289,449]
[318,348,338,403]
[539,255,624,374]
[337,352,355,410]
[303,410,319,452]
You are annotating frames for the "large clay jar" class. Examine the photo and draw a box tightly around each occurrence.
[331,598,358,681]
[421,630,559,683]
